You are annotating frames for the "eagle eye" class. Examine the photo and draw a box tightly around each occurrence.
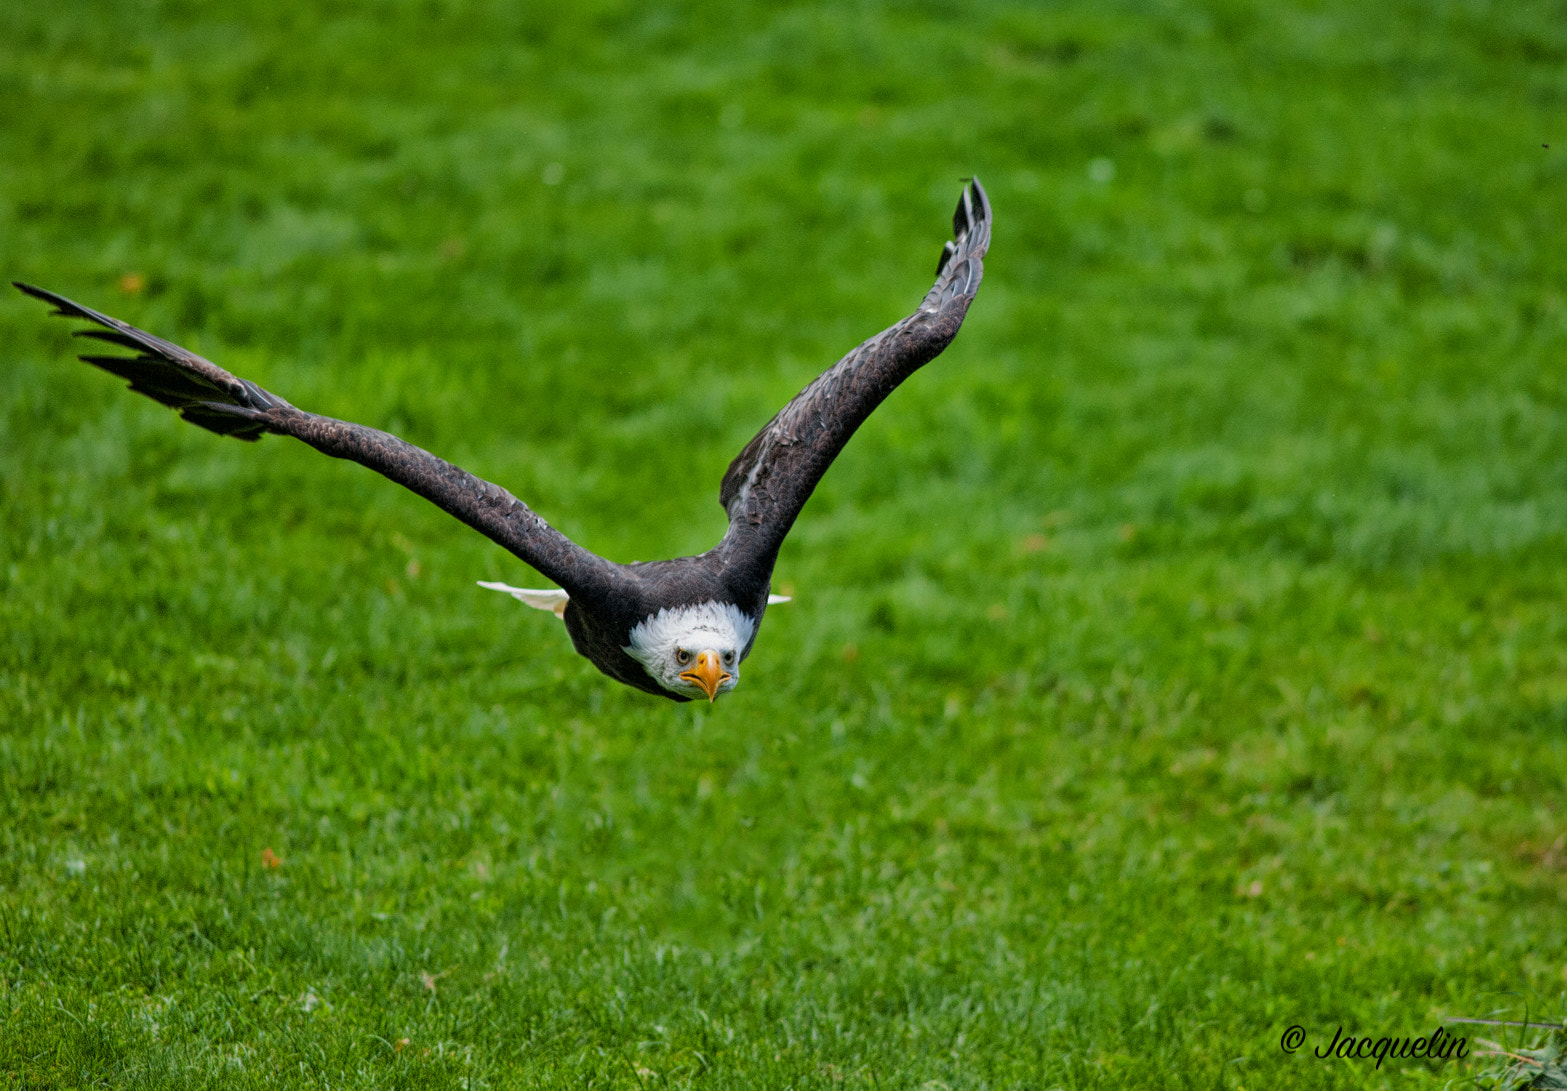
[723,651,735,665]
[675,649,691,665]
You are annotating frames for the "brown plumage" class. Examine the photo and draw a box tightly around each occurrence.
[16,178,991,701]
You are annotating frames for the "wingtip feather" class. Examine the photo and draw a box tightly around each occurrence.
[951,177,988,240]
[968,177,988,224]
[14,281,83,318]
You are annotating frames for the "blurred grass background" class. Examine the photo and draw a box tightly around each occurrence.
[2,0,1566,1087]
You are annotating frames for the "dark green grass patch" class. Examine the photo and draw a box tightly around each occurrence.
[3,0,1566,1086]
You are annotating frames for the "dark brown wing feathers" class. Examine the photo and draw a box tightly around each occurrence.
[716,178,990,572]
[16,282,288,440]
[13,281,622,608]
[14,177,989,630]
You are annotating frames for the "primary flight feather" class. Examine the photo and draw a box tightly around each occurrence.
[17,178,991,702]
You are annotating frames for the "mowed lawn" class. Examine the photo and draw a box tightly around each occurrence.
[2,1,1566,1087]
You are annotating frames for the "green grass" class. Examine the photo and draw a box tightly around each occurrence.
[3,0,1566,1086]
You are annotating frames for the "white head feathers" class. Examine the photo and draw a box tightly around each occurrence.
[623,601,755,700]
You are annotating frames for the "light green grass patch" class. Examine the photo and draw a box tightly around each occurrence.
[2,1,1566,1087]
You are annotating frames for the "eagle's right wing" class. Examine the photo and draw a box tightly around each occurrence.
[715,179,990,574]
[16,282,624,607]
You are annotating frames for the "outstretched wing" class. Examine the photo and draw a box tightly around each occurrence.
[15,282,623,606]
[715,178,990,573]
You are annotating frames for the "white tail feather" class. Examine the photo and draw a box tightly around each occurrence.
[478,581,569,618]
[480,582,787,620]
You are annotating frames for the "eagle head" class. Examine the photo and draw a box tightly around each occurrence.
[623,601,755,702]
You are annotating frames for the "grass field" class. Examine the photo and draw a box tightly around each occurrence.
[3,0,1567,1086]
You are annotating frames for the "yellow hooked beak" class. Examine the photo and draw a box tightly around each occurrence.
[679,650,731,703]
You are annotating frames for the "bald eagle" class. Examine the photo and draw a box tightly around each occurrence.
[16,179,990,702]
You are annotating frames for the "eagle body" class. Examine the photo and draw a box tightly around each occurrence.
[557,557,773,702]
[17,179,990,702]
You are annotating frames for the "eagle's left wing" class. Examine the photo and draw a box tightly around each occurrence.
[715,178,990,575]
